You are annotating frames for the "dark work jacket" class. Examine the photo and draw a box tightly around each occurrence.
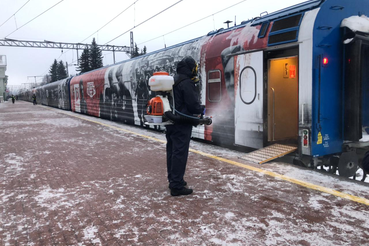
[173,73,203,119]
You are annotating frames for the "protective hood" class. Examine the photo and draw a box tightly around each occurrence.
[176,56,198,78]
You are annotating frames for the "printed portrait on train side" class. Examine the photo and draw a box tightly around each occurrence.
[221,45,241,102]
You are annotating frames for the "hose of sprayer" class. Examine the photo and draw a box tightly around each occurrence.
[164,111,212,126]
[168,90,211,125]
[169,99,207,120]
[174,109,202,119]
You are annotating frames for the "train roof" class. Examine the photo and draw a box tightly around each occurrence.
[250,0,323,25]
[206,0,324,36]
[78,0,326,77]
[120,0,325,60]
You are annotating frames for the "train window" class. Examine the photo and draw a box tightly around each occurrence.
[258,22,270,38]
[239,66,257,104]
[268,13,303,46]
[269,30,298,45]
[207,70,221,102]
[270,14,302,32]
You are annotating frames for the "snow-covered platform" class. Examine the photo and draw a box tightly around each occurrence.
[1,101,369,245]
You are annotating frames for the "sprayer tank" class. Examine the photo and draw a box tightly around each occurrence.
[148,72,174,91]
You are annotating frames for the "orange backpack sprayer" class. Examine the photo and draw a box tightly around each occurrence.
[144,72,174,125]
[144,72,212,126]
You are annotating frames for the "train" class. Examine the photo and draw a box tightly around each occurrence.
[19,0,369,181]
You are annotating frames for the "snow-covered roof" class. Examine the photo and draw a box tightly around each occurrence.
[341,15,369,33]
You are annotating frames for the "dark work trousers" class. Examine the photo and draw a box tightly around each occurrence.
[166,124,193,189]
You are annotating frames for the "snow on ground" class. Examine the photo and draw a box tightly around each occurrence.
[66,108,369,186]
[1,101,369,245]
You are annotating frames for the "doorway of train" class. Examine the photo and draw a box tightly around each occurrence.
[266,48,299,145]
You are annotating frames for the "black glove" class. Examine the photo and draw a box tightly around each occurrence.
[199,117,212,125]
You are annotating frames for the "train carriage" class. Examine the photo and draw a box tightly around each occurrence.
[37,78,71,110]
[21,0,369,179]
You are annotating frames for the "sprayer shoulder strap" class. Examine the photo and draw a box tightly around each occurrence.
[173,77,187,88]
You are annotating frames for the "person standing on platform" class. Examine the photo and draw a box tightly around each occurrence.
[32,94,37,105]
[166,56,204,196]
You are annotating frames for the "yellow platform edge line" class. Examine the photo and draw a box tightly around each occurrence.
[51,108,369,207]
[190,149,369,206]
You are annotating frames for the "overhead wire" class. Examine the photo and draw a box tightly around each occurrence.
[138,0,248,46]
[46,0,245,76]
[5,0,65,38]
[60,0,183,71]
[12,0,244,78]
[56,1,139,70]
[104,0,184,45]
[14,16,18,29]
[0,0,31,29]
[80,0,139,43]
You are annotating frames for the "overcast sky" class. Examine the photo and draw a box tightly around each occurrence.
[0,0,307,88]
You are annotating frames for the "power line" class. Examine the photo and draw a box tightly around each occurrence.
[80,0,139,43]
[104,0,184,45]
[0,0,31,29]
[138,0,248,46]
[63,1,138,68]
[5,0,65,38]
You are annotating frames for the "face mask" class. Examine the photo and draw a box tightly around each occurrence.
[192,63,198,77]
[191,76,199,83]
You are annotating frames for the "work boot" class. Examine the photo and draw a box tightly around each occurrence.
[168,181,187,189]
[170,187,193,196]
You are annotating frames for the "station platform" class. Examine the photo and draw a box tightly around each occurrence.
[1,101,369,245]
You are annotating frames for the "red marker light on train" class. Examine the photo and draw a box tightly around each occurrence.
[303,129,309,147]
[323,57,329,65]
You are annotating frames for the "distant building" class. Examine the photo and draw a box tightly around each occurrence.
[0,55,7,102]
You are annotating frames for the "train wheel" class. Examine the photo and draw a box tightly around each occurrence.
[338,151,359,178]
[293,158,306,167]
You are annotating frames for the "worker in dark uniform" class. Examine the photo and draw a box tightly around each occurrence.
[166,56,204,196]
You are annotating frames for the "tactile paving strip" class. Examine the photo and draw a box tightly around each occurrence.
[241,144,297,164]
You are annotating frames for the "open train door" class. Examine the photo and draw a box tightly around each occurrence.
[267,56,298,144]
[235,51,264,149]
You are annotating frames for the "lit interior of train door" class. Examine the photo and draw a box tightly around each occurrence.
[267,56,298,143]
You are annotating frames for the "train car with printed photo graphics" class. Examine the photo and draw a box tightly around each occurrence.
[20,0,369,181]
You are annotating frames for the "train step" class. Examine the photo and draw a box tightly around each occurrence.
[241,144,297,164]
